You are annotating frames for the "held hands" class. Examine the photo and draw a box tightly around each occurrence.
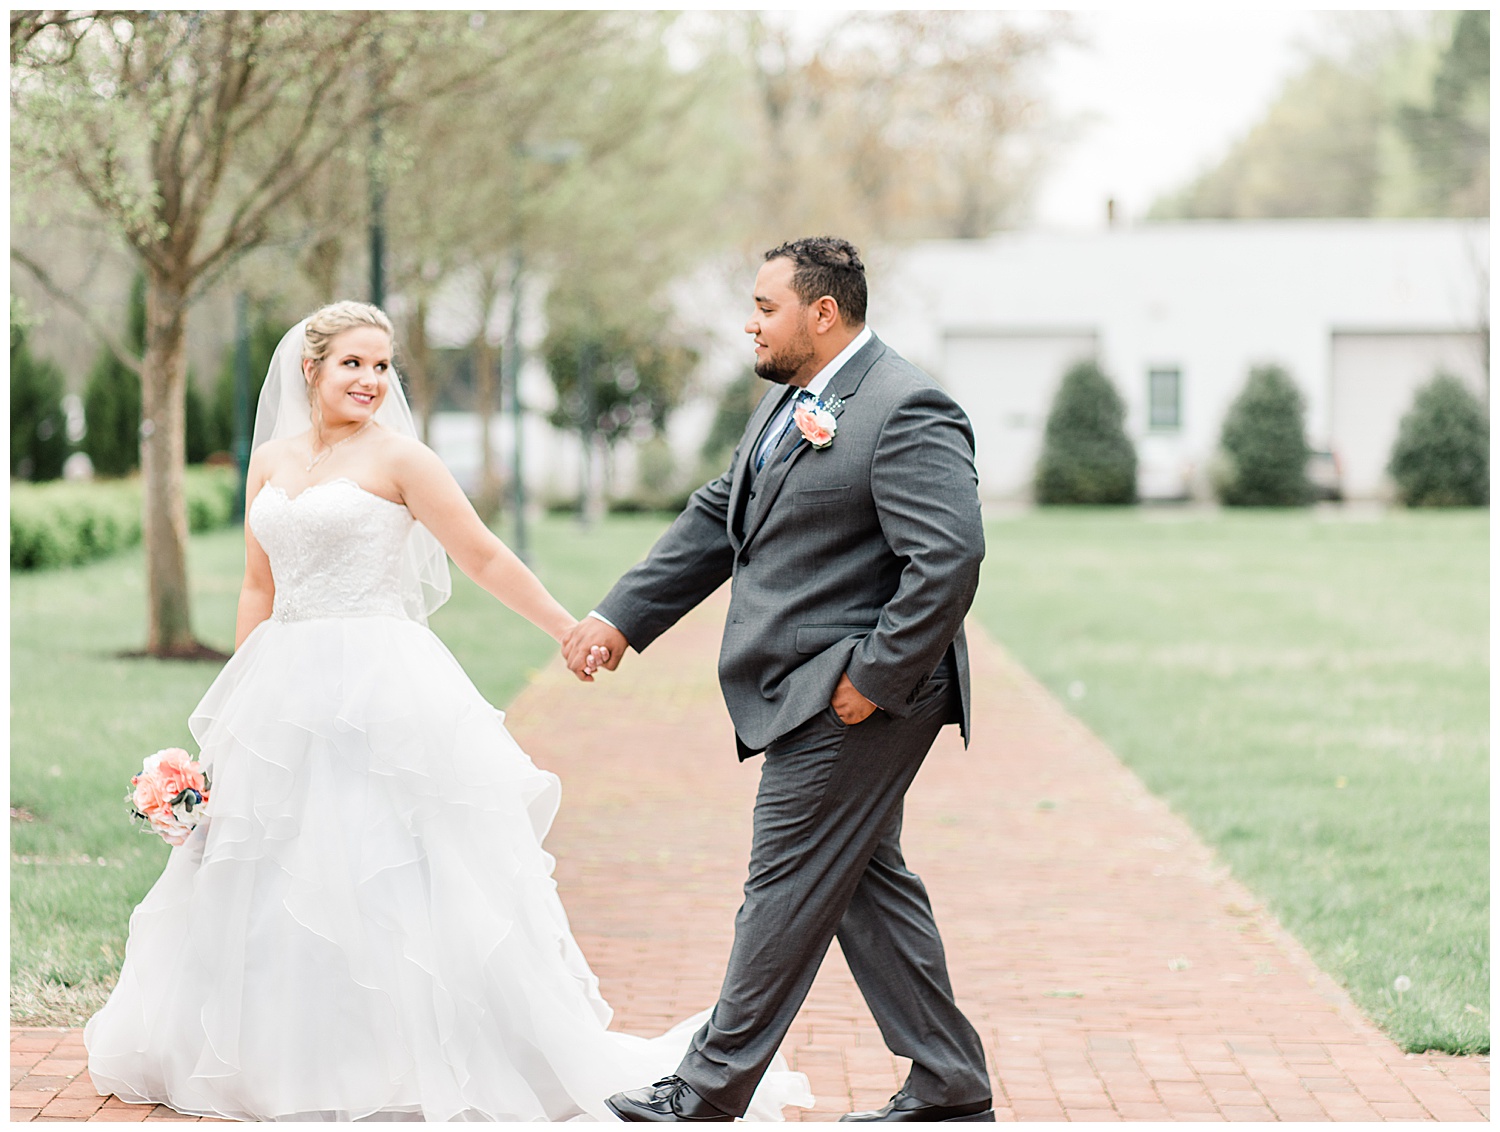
[831,671,879,725]
[562,617,628,682]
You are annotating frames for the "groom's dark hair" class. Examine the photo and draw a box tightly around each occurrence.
[765,237,867,327]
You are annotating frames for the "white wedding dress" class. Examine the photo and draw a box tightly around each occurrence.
[85,478,813,1122]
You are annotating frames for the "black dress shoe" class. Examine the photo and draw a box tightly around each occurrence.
[839,1090,995,1122]
[605,1076,735,1122]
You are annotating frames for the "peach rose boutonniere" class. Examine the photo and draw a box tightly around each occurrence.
[793,394,843,450]
[127,747,211,846]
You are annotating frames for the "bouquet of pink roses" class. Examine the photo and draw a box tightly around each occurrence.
[127,748,211,846]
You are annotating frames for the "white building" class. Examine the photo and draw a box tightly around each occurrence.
[418,220,1487,506]
[872,219,1489,501]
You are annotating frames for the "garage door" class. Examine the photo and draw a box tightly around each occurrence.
[1330,332,1487,499]
[941,331,1100,500]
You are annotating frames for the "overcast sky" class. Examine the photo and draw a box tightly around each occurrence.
[771,8,1336,231]
[1034,10,1326,228]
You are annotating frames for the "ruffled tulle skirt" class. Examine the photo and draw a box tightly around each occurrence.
[84,614,812,1121]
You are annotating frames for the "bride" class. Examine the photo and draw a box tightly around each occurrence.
[83,301,812,1122]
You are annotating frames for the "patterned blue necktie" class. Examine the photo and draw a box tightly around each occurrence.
[756,390,810,473]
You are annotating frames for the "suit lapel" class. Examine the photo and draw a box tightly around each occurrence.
[740,335,886,550]
[730,384,795,546]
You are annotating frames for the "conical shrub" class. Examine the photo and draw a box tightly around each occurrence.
[83,274,145,477]
[1387,373,1488,506]
[10,315,71,481]
[1216,364,1312,506]
[1034,359,1137,504]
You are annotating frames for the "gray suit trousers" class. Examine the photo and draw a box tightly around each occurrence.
[676,662,990,1115]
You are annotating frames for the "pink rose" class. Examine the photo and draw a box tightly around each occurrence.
[132,773,174,819]
[157,824,191,847]
[794,402,837,449]
[152,748,206,794]
[148,750,208,809]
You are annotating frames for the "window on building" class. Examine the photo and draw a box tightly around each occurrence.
[1148,367,1181,431]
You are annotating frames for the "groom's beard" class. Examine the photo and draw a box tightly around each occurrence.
[754,327,816,385]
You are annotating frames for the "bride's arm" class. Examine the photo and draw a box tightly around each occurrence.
[392,440,576,642]
[235,450,276,649]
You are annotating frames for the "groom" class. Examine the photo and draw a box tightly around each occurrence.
[563,237,992,1123]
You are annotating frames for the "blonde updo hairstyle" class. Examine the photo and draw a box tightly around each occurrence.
[301,300,395,407]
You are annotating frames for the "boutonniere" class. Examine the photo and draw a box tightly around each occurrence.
[794,395,843,450]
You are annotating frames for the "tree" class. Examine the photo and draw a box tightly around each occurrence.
[733,12,1070,242]
[1398,11,1489,217]
[1216,365,1313,507]
[11,11,490,656]
[375,13,743,522]
[209,309,287,456]
[701,369,768,471]
[82,274,144,478]
[1151,13,1488,220]
[10,10,94,63]
[543,291,698,522]
[358,12,610,449]
[10,305,71,481]
[1387,374,1488,506]
[183,371,212,465]
[1151,54,1387,220]
[1033,359,1137,505]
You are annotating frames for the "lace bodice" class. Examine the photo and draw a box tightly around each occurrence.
[250,478,415,623]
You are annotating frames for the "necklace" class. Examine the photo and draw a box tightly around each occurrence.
[306,420,372,472]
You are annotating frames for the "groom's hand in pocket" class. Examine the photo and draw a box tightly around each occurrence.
[831,671,879,725]
[563,617,628,682]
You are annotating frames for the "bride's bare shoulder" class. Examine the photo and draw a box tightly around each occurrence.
[248,433,307,476]
[373,427,440,467]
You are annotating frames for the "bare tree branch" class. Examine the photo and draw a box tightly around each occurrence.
[11,246,143,375]
[10,10,101,65]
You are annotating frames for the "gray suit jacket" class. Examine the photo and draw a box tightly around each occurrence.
[596,333,985,756]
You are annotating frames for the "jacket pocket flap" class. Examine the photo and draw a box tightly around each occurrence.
[795,485,852,506]
[795,623,875,654]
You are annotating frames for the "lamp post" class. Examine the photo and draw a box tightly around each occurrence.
[501,252,527,560]
[231,291,251,521]
[504,139,581,563]
[577,336,596,526]
[368,35,386,307]
[369,120,385,307]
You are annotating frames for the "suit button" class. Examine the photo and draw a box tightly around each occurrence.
[738,553,751,566]
[748,490,757,499]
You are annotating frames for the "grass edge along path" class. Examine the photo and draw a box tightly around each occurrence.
[970,506,1488,1055]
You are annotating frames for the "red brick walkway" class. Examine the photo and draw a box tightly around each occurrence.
[13,594,1489,1121]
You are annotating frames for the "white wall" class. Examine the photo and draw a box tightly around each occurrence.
[1330,331,1487,499]
[941,332,1098,499]
[872,219,1489,501]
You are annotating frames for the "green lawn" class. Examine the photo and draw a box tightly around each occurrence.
[970,507,1489,1055]
[10,512,671,1025]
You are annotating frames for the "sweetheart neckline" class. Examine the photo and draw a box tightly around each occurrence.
[257,477,406,510]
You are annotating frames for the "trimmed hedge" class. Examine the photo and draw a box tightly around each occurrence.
[11,467,237,571]
[1387,374,1488,507]
[1034,359,1138,505]
[83,275,145,478]
[11,319,72,482]
[1216,364,1313,507]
